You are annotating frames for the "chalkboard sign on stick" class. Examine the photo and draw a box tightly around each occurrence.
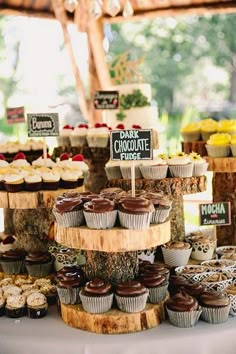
[27,113,59,137]
[110,129,153,161]
[94,91,119,110]
[199,202,231,226]
[6,106,25,124]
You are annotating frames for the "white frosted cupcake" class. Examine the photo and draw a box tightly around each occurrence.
[86,123,110,148]
[4,173,24,192]
[120,160,142,179]
[41,171,60,190]
[139,157,168,179]
[57,125,74,146]
[167,153,193,178]
[161,241,192,267]
[26,292,48,319]
[105,159,122,180]
[69,123,88,147]
[24,173,42,191]
[5,294,26,318]
[189,152,209,177]
[32,155,56,168]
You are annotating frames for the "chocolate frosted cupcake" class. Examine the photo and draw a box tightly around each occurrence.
[118,197,154,230]
[166,291,202,328]
[25,252,54,277]
[225,284,236,316]
[27,292,48,319]
[199,291,230,324]
[179,283,206,301]
[5,294,26,318]
[80,279,113,314]
[83,198,117,229]
[56,268,84,304]
[115,280,149,313]
[53,192,84,227]
[0,249,26,274]
[144,192,172,224]
[139,272,168,303]
[140,263,170,281]
[168,275,189,296]
[161,241,192,267]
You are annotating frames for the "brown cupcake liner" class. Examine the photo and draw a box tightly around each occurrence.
[5,306,26,318]
[115,291,149,313]
[84,210,117,229]
[24,181,42,192]
[168,163,193,178]
[79,291,114,314]
[56,286,81,305]
[0,181,6,190]
[201,304,230,324]
[105,166,122,180]
[0,260,24,275]
[148,283,168,304]
[139,165,168,179]
[25,259,54,277]
[60,180,79,189]
[151,208,171,224]
[42,181,59,190]
[53,209,84,227]
[166,307,202,328]
[120,166,142,179]
[118,211,152,230]
[27,304,48,319]
[4,183,24,193]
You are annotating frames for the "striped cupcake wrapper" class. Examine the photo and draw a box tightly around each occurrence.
[118,211,152,230]
[84,210,117,229]
[79,291,114,314]
[151,208,171,224]
[57,286,81,305]
[139,165,168,180]
[53,209,84,227]
[161,247,192,267]
[168,163,193,178]
[148,283,168,304]
[115,291,149,313]
[166,307,202,328]
[201,304,230,324]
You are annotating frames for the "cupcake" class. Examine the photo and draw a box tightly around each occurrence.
[139,272,168,303]
[120,161,142,179]
[181,122,201,142]
[0,235,17,253]
[166,291,201,328]
[68,154,89,180]
[189,152,209,177]
[60,169,83,189]
[86,123,110,148]
[4,172,24,192]
[168,275,189,296]
[5,294,26,318]
[230,134,236,156]
[99,187,124,201]
[167,153,193,178]
[179,283,206,301]
[144,192,171,224]
[41,170,60,190]
[161,241,192,267]
[0,294,5,316]
[217,119,236,135]
[118,197,154,230]
[140,263,170,282]
[200,118,218,141]
[4,285,22,298]
[39,284,57,305]
[105,159,122,180]
[206,133,231,157]
[32,154,56,169]
[80,279,113,314]
[56,269,84,304]
[0,249,26,274]
[11,152,30,169]
[69,123,88,147]
[189,235,215,261]
[57,125,74,146]
[115,280,149,313]
[24,173,42,191]
[139,156,168,180]
[26,292,48,318]
[199,291,230,324]
[225,284,236,316]
[25,252,54,277]
[201,272,232,292]
[83,198,117,229]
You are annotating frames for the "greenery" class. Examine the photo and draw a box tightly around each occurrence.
[116,89,150,121]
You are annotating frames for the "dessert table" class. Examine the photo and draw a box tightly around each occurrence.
[0,306,235,354]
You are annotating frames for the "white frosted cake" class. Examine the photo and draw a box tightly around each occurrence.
[103,83,159,131]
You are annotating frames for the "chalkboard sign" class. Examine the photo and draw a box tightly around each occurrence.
[110,129,153,161]
[199,202,231,226]
[94,91,119,109]
[6,106,25,124]
[27,113,59,137]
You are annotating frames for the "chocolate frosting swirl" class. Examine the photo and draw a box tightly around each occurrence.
[25,252,52,264]
[140,273,166,288]
[180,283,206,299]
[199,291,230,307]
[116,280,147,296]
[56,272,83,288]
[54,194,83,214]
[166,291,199,311]
[1,249,26,261]
[100,188,124,200]
[118,197,154,214]
[144,192,171,209]
[84,279,111,296]
[141,263,170,276]
[83,198,115,213]
[79,192,99,203]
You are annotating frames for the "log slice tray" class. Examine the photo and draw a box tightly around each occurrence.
[55,220,171,252]
[61,300,166,334]
[205,157,236,172]
[0,186,84,209]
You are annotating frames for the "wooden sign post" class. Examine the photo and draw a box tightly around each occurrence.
[110,129,153,196]
[199,202,231,226]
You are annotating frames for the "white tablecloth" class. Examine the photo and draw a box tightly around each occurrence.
[0,306,235,354]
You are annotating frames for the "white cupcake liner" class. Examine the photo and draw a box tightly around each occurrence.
[166,307,202,328]
[201,304,230,324]
[168,163,193,178]
[161,247,192,267]
[69,135,86,147]
[120,166,142,179]
[26,260,54,277]
[84,210,117,229]
[57,286,81,305]
[151,208,171,224]
[115,291,149,313]
[181,132,201,142]
[105,166,122,180]
[192,162,209,177]
[230,145,236,157]
[227,294,236,316]
[86,136,109,148]
[79,291,114,314]
[118,211,152,230]
[53,209,84,227]
[1,260,23,275]
[148,283,168,304]
[205,145,231,157]
[139,165,168,180]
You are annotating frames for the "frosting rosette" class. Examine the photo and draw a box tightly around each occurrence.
[207,133,231,146]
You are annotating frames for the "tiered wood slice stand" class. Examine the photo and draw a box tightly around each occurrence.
[55,220,171,334]
[205,156,236,245]
[108,176,207,241]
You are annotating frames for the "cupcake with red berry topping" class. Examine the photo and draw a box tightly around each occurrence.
[0,154,9,168]
[68,154,89,183]
[32,153,56,169]
[11,152,30,169]
[86,123,110,148]
[70,123,88,147]
[0,235,17,254]
[57,124,74,146]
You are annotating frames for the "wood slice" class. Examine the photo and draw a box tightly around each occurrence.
[181,141,207,156]
[205,157,236,172]
[0,187,84,209]
[55,220,171,252]
[61,301,166,334]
